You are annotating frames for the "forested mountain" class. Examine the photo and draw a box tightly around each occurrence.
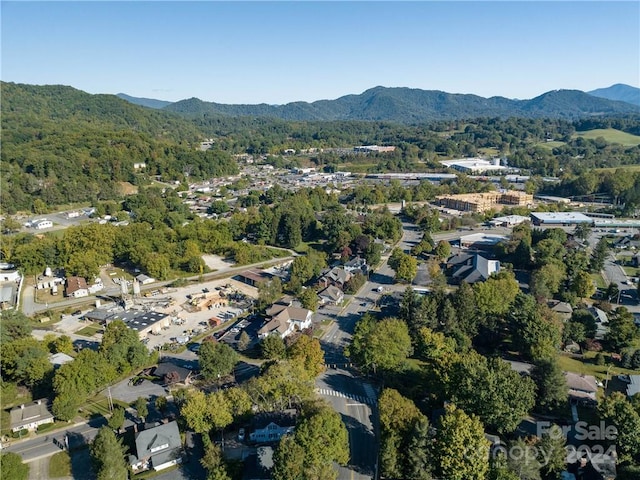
[116,93,172,109]
[162,86,640,123]
[588,83,640,107]
[1,82,238,213]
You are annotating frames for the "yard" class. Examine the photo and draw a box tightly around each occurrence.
[49,451,72,478]
[75,322,103,337]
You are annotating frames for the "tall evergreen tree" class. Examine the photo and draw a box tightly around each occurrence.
[90,426,128,480]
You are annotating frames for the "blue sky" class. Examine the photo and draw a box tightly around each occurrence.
[2,1,639,104]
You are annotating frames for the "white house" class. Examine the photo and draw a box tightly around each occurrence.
[249,410,297,444]
[65,276,89,298]
[129,421,183,473]
[33,219,53,230]
[258,303,313,339]
[10,399,54,432]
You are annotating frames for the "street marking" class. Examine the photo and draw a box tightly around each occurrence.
[315,387,376,406]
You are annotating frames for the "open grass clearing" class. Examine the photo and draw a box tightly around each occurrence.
[49,451,72,478]
[575,128,640,147]
[75,323,103,337]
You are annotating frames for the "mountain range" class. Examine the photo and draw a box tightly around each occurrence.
[117,84,640,123]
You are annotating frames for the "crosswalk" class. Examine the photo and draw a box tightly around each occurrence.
[315,387,377,406]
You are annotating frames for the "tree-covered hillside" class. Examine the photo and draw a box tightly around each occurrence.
[1,82,238,213]
[163,86,640,123]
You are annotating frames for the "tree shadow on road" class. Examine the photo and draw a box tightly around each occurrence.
[340,413,376,477]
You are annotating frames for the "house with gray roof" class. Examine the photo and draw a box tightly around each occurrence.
[446,253,500,284]
[564,372,598,406]
[627,375,640,399]
[318,285,343,305]
[129,420,182,473]
[10,399,54,432]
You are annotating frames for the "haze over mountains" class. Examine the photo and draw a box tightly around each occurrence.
[115,84,640,123]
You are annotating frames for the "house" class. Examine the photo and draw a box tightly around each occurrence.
[10,399,54,432]
[447,253,500,284]
[564,372,599,406]
[49,352,74,369]
[33,219,53,230]
[627,375,640,399]
[235,270,273,287]
[65,276,89,298]
[318,285,344,305]
[548,300,574,322]
[318,267,351,289]
[152,361,193,385]
[587,306,609,340]
[343,256,368,274]
[258,302,313,339]
[129,420,183,473]
[249,409,296,444]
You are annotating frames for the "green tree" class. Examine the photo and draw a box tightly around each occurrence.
[287,335,325,379]
[198,341,239,381]
[237,331,251,352]
[434,240,451,260]
[298,288,319,312]
[0,452,29,480]
[473,270,520,316]
[257,277,283,309]
[530,358,568,415]
[260,334,287,360]
[90,426,128,480]
[530,262,566,300]
[537,424,567,479]
[606,307,639,351]
[507,437,542,480]
[406,416,434,480]
[346,316,412,374]
[432,404,489,480]
[599,392,640,462]
[446,352,536,434]
[509,294,562,362]
[134,397,148,422]
[181,390,214,434]
[378,388,426,479]
[107,407,125,432]
[273,404,349,480]
[0,310,32,344]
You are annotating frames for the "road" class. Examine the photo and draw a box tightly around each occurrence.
[317,219,426,480]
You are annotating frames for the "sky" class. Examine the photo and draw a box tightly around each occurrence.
[2,1,639,105]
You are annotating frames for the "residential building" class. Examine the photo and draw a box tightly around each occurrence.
[564,372,598,406]
[129,421,183,473]
[547,300,574,322]
[318,285,344,305]
[249,410,297,444]
[258,300,313,339]
[65,276,89,298]
[446,253,500,284]
[153,362,193,386]
[587,306,609,340]
[627,375,640,398]
[10,399,54,432]
[318,267,351,289]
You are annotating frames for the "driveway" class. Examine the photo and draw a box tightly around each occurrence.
[108,377,167,404]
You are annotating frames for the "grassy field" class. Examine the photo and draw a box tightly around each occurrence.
[595,164,640,173]
[575,128,640,147]
[49,452,72,478]
[556,352,639,380]
[536,141,566,150]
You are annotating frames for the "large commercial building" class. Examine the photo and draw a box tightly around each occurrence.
[440,158,507,174]
[529,212,594,226]
[436,190,533,213]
